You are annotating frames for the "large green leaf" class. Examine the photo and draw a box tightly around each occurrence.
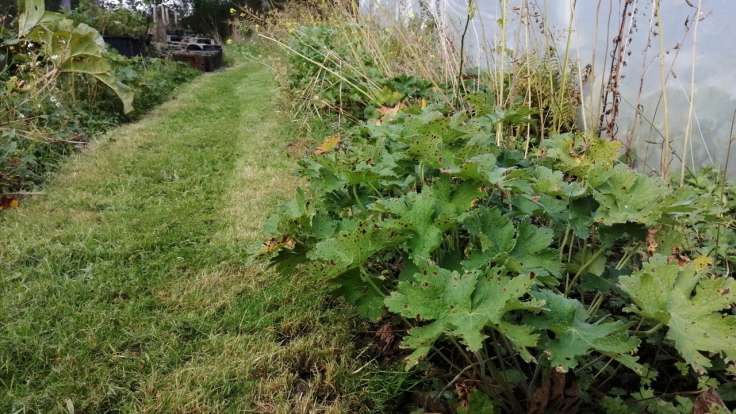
[591,164,667,226]
[81,71,134,114]
[371,180,481,262]
[308,218,408,279]
[462,208,561,278]
[333,270,385,321]
[307,180,479,280]
[619,255,736,371]
[462,207,516,268]
[531,165,586,198]
[385,263,541,366]
[529,290,642,373]
[18,0,45,37]
[507,222,561,279]
[543,134,621,177]
[460,153,508,187]
[376,190,444,260]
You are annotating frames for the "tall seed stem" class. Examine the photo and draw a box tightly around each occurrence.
[680,0,702,186]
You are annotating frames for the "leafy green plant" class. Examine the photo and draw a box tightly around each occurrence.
[5,0,134,113]
[69,0,149,39]
[26,7,134,112]
[112,55,199,113]
[261,26,736,413]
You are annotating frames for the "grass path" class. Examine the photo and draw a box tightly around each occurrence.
[1,57,402,413]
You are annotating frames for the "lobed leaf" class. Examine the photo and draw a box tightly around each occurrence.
[385,262,542,366]
[619,255,736,371]
[529,290,641,373]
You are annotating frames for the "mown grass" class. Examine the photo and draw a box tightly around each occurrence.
[0,52,407,413]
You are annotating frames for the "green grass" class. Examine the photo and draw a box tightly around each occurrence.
[0,55,406,413]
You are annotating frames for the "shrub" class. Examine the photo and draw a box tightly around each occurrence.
[69,0,149,39]
[112,55,199,113]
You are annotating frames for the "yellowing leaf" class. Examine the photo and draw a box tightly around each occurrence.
[1,197,20,209]
[693,255,713,271]
[261,236,296,254]
[543,134,621,176]
[313,134,341,155]
[377,103,404,122]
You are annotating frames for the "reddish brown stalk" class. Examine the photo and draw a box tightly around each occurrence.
[599,0,636,139]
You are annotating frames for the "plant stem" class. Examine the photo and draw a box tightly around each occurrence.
[656,0,671,179]
[635,322,663,336]
[565,247,605,296]
[495,0,507,147]
[457,0,474,100]
[679,0,702,186]
[557,0,577,134]
[715,109,735,252]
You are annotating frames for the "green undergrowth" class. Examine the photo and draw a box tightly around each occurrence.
[0,55,198,196]
[260,23,736,414]
[1,54,404,413]
[1,2,199,196]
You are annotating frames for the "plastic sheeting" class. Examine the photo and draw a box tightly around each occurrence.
[360,0,736,174]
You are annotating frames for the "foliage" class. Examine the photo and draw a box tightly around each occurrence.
[69,0,149,39]
[28,14,135,112]
[285,25,420,119]
[1,55,196,195]
[8,0,135,111]
[619,256,736,373]
[1,1,198,195]
[260,24,736,413]
[279,22,577,147]
[112,55,199,113]
[181,0,289,40]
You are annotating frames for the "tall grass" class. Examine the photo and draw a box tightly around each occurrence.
[246,0,730,182]
[249,0,579,147]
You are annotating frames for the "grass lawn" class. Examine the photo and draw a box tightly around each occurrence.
[0,53,406,413]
